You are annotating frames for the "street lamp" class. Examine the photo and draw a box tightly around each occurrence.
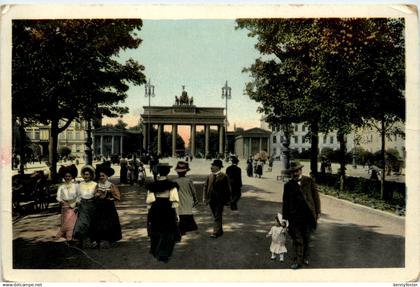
[145,79,155,154]
[222,81,231,161]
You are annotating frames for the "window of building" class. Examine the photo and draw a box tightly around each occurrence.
[323,135,327,144]
[301,136,306,144]
[330,136,334,144]
[67,130,73,140]
[295,124,299,132]
[293,136,298,144]
[273,136,277,143]
[76,144,80,152]
[76,131,80,140]
[302,125,306,132]
[34,130,40,140]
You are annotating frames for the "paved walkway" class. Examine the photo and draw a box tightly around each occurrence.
[12,158,404,270]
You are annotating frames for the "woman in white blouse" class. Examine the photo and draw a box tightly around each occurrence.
[146,163,180,263]
[72,165,97,248]
[56,166,79,242]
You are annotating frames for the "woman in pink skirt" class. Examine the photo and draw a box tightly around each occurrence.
[56,165,79,242]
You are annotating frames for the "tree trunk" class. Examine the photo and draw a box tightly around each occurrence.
[18,118,26,177]
[310,121,319,179]
[380,117,386,199]
[48,119,59,182]
[337,131,346,192]
[85,120,93,165]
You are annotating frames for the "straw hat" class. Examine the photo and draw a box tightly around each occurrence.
[288,160,304,171]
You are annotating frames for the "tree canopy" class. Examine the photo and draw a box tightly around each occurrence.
[12,19,147,179]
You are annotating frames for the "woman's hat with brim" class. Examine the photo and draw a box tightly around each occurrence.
[157,163,172,175]
[81,165,95,176]
[96,164,115,177]
[211,159,223,168]
[288,160,304,172]
[277,213,289,227]
[59,164,78,179]
[175,161,190,172]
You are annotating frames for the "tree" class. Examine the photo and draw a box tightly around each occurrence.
[13,20,146,180]
[237,18,404,192]
[114,119,128,130]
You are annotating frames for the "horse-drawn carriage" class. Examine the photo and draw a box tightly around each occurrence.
[12,171,53,213]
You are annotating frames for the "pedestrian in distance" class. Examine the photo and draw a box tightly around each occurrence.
[266,213,288,262]
[90,165,122,249]
[226,156,242,211]
[146,163,181,262]
[255,159,263,178]
[203,159,231,238]
[73,165,97,249]
[119,156,128,184]
[246,156,253,177]
[173,161,198,235]
[56,166,79,243]
[282,161,321,269]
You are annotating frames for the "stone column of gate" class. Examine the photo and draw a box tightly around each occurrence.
[100,135,104,156]
[219,125,224,155]
[259,137,262,153]
[191,124,196,157]
[157,124,162,156]
[205,124,210,157]
[172,124,177,157]
[111,136,115,154]
[120,136,123,155]
[142,123,147,151]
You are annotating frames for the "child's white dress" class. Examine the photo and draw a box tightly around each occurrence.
[267,226,287,254]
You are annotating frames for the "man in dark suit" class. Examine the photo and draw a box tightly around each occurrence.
[226,156,242,211]
[282,161,321,269]
[203,159,231,238]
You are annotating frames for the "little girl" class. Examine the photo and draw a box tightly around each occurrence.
[266,213,288,262]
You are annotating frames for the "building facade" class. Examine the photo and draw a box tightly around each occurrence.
[234,127,271,160]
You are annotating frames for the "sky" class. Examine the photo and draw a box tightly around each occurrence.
[103,19,262,133]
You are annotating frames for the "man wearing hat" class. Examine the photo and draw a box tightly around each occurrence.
[203,159,232,238]
[282,160,321,269]
[226,156,242,211]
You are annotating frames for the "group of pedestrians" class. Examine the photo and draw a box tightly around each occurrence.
[246,156,264,178]
[55,164,122,249]
[55,155,321,270]
[145,157,243,262]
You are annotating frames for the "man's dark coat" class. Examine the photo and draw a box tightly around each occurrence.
[282,175,321,228]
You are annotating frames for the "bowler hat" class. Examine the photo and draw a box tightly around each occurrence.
[231,156,239,164]
[175,161,190,172]
[211,159,223,168]
[288,161,304,171]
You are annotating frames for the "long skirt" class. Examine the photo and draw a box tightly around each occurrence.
[148,198,180,261]
[57,202,77,241]
[73,199,96,240]
[90,199,122,243]
[178,214,198,235]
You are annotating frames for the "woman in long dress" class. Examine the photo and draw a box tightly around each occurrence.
[146,163,180,262]
[90,165,122,249]
[56,166,79,242]
[173,161,198,235]
[73,165,97,248]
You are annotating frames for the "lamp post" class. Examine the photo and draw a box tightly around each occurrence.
[222,81,231,161]
[145,79,155,154]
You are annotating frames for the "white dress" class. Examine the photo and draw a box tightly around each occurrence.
[267,226,287,254]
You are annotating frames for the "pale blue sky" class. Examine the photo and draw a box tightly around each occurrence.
[109,19,262,130]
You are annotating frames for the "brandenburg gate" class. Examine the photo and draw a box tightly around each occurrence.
[141,88,226,157]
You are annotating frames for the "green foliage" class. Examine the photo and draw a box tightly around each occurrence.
[12,19,147,178]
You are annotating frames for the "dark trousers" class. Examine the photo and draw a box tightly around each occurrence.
[230,188,241,210]
[288,222,314,264]
[209,201,224,236]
